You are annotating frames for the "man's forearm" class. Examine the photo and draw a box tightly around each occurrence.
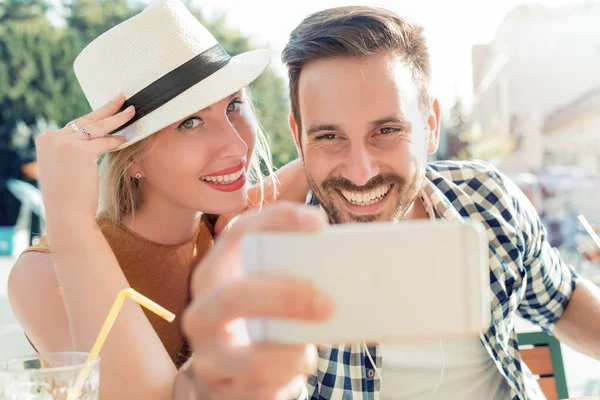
[554,279,600,359]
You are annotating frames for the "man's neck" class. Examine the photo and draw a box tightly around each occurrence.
[402,195,430,221]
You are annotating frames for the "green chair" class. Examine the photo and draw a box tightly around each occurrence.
[518,331,568,400]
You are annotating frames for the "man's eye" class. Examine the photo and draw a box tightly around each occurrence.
[227,99,243,113]
[379,127,401,135]
[316,133,337,140]
[178,117,203,130]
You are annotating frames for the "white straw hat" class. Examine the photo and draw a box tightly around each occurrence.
[73,0,271,151]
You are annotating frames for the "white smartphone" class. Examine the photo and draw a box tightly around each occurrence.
[241,219,491,345]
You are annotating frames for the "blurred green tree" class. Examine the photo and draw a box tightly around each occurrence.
[0,0,48,24]
[65,0,141,42]
[0,0,63,142]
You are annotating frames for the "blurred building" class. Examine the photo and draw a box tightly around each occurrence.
[470,1,600,173]
[544,87,600,173]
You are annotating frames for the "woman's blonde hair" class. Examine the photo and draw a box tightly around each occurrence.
[97,88,276,225]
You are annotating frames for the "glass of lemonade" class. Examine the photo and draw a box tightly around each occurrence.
[0,352,100,400]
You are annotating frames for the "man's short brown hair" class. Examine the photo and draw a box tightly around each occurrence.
[282,6,432,132]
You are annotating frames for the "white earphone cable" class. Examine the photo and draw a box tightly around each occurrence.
[428,340,445,400]
[363,341,383,384]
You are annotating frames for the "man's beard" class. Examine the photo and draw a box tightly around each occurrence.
[306,170,424,224]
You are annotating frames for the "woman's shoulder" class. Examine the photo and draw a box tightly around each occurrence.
[21,235,51,255]
[9,241,74,353]
[21,218,111,255]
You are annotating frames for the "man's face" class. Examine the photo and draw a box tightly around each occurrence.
[291,51,440,224]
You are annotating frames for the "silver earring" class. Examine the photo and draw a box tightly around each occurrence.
[134,172,142,179]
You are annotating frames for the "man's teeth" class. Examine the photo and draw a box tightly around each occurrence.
[201,169,244,184]
[341,185,391,206]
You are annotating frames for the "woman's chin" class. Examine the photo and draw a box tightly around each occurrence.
[201,194,247,215]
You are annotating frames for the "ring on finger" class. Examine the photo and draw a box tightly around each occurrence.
[68,122,80,132]
[81,127,92,140]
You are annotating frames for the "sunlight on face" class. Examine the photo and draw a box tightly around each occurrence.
[297,52,436,223]
[136,90,257,215]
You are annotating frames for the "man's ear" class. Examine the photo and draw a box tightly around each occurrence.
[289,111,303,161]
[427,98,441,154]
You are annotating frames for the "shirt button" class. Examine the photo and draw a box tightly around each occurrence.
[367,369,375,378]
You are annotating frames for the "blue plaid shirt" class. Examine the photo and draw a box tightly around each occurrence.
[301,160,579,400]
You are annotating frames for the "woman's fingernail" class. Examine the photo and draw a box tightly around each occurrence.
[125,105,135,113]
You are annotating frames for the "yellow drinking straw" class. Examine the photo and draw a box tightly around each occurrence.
[578,214,600,250]
[67,288,175,399]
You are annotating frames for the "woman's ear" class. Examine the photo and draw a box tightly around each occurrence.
[128,158,144,179]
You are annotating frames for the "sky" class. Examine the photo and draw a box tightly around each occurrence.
[185,0,584,112]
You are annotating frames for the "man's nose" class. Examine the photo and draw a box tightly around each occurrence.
[343,144,379,187]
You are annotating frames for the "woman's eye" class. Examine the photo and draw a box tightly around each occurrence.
[178,117,203,130]
[227,99,243,113]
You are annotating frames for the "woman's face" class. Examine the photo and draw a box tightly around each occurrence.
[135,90,256,215]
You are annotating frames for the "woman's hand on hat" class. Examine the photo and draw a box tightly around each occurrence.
[35,94,132,228]
[183,202,334,400]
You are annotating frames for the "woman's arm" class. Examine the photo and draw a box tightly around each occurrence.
[9,231,176,400]
[248,158,308,207]
[9,252,73,353]
[24,96,176,399]
[49,220,176,400]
